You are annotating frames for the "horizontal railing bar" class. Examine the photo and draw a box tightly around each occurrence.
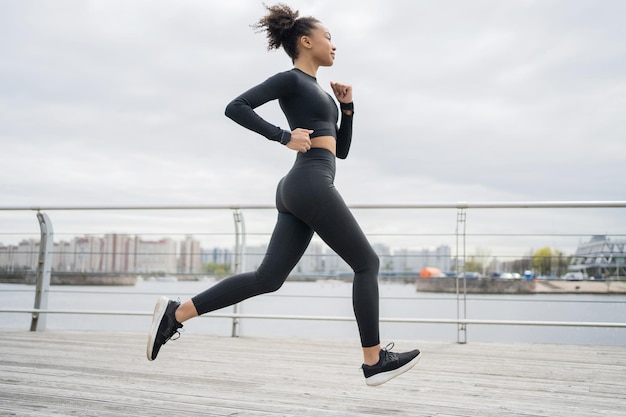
[7,232,625,238]
[2,288,626,304]
[1,201,625,211]
[2,289,625,304]
[2,308,625,328]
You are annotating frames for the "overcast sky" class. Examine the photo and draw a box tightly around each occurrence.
[1,0,624,255]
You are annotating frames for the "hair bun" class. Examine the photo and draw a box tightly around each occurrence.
[253,3,300,50]
[252,3,320,60]
[268,4,299,31]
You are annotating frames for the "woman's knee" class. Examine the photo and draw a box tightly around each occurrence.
[254,270,287,294]
[355,251,379,275]
[366,249,380,270]
[370,253,380,272]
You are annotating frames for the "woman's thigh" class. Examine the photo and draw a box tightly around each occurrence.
[307,187,378,271]
[257,210,314,283]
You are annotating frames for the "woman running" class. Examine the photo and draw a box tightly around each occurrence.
[147,3,421,387]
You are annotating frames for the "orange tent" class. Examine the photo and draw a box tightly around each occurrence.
[419,267,443,279]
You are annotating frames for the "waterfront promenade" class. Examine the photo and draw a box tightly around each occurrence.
[1,331,625,416]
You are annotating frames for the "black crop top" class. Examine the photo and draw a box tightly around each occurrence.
[225,68,353,159]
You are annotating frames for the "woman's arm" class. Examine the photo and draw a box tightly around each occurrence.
[330,81,354,159]
[336,102,354,159]
[225,71,295,145]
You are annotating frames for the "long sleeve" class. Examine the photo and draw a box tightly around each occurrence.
[224,71,296,144]
[336,103,354,159]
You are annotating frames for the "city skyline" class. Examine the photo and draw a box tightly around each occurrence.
[0,232,452,276]
[3,232,624,278]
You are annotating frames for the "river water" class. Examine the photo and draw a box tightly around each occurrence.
[2,280,625,346]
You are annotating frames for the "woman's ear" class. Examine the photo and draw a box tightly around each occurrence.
[300,35,312,49]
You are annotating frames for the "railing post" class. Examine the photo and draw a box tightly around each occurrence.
[455,206,467,344]
[231,209,246,337]
[31,211,54,331]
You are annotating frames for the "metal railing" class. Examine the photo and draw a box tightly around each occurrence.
[1,201,626,344]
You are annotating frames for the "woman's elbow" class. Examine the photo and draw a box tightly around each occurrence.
[224,100,237,119]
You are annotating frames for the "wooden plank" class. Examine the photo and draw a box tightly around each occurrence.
[0,331,624,417]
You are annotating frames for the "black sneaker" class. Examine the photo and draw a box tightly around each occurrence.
[362,343,421,386]
[147,296,183,361]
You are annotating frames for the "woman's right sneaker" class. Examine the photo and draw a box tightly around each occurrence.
[362,343,421,386]
[146,296,183,361]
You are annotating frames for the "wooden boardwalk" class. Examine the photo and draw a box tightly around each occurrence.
[0,331,624,417]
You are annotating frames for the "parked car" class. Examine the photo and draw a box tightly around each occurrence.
[459,272,481,279]
[562,272,585,281]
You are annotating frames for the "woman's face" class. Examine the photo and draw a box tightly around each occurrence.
[305,24,336,67]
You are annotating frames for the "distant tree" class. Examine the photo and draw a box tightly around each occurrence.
[532,247,568,276]
[555,251,570,277]
[533,247,553,276]
[465,247,491,275]
[510,256,533,273]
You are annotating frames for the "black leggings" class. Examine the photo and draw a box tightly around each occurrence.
[191,148,380,347]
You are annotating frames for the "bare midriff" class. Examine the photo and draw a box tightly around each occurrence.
[310,136,336,155]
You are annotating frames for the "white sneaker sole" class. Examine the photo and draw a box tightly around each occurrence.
[365,351,422,387]
[146,296,170,361]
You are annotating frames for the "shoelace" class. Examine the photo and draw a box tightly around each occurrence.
[169,327,183,341]
[165,298,184,342]
[363,342,398,369]
[381,342,399,361]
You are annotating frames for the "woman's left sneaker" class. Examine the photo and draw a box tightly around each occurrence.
[147,296,183,361]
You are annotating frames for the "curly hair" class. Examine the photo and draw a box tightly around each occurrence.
[252,3,320,61]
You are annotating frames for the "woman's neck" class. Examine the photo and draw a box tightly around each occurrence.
[293,59,319,78]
